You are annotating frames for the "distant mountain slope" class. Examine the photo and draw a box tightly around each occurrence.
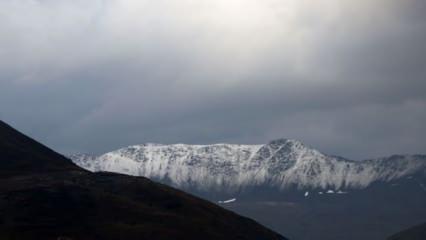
[387,222,426,240]
[70,139,426,193]
[69,138,426,240]
[0,120,286,240]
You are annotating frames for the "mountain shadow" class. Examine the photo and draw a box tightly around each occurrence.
[0,120,286,240]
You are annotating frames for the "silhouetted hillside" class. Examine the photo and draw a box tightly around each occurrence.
[0,120,286,240]
[0,121,80,177]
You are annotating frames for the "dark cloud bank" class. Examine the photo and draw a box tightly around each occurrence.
[0,0,425,159]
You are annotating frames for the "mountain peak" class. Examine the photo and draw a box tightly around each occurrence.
[267,138,311,152]
[70,139,426,192]
[268,138,303,145]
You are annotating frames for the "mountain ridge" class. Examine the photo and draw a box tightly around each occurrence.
[69,138,426,194]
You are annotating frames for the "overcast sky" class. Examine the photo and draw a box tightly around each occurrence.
[0,0,425,159]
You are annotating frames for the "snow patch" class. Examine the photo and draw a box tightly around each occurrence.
[69,140,426,193]
[218,198,237,204]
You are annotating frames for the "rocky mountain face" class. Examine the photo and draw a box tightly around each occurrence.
[69,139,426,240]
[70,139,426,195]
[0,120,286,240]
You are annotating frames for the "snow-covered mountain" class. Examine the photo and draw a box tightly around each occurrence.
[69,139,426,193]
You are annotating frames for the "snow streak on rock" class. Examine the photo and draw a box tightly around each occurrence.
[69,139,426,192]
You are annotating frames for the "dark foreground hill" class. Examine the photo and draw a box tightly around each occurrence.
[387,222,426,240]
[0,120,286,240]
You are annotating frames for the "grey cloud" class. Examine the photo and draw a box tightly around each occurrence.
[0,0,425,159]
